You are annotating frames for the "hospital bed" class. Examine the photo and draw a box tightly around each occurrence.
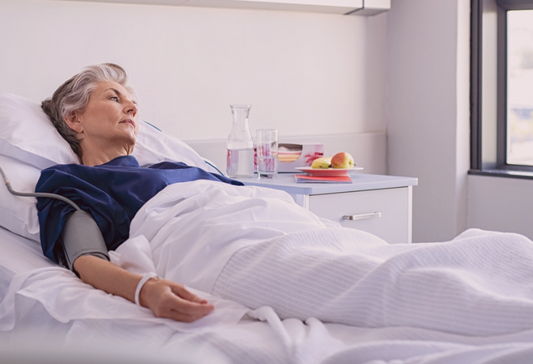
[2,93,533,363]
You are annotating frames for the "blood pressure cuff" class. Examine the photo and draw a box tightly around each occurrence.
[59,209,109,272]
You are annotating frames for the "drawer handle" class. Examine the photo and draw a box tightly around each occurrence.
[342,212,382,221]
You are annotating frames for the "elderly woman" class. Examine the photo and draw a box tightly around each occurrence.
[36,64,533,336]
[37,63,243,322]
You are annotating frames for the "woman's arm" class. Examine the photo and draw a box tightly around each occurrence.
[73,255,214,322]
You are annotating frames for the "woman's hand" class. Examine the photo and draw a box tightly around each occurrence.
[139,278,214,322]
[73,255,214,322]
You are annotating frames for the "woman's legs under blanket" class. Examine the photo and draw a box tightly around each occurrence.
[212,228,533,336]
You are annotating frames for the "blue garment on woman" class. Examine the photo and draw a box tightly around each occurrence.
[36,155,243,264]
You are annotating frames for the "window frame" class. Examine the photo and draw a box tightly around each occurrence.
[470,0,533,179]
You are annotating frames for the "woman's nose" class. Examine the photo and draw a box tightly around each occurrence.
[125,100,138,116]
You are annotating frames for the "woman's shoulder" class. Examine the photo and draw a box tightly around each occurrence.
[37,155,140,188]
[37,162,91,190]
[40,162,87,177]
[43,155,140,172]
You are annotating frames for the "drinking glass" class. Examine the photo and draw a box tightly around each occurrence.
[256,129,278,179]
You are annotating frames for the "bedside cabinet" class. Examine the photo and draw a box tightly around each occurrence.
[235,173,418,244]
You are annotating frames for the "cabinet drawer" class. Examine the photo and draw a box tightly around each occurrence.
[308,187,412,244]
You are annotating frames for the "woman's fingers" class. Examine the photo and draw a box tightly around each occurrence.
[162,297,214,323]
[171,283,209,304]
[141,278,214,322]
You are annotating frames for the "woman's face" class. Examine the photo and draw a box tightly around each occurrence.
[70,81,139,153]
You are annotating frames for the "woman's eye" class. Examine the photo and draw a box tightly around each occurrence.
[110,96,119,102]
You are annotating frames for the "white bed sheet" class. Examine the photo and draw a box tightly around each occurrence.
[4,213,533,362]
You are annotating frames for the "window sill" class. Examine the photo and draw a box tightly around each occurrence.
[468,169,533,180]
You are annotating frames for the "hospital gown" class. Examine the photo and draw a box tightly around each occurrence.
[35,155,242,265]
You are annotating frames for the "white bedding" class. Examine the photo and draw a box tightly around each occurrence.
[3,182,533,363]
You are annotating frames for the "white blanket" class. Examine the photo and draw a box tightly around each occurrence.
[126,180,533,336]
[3,180,533,363]
[214,227,533,336]
[127,180,329,293]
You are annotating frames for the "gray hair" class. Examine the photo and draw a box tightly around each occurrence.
[41,63,136,161]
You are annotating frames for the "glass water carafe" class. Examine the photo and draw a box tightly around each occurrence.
[226,105,254,178]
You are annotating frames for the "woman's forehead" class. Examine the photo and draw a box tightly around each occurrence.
[95,81,131,96]
[91,81,137,105]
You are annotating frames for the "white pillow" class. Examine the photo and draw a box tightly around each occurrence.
[133,120,216,171]
[0,155,40,242]
[0,93,216,171]
[0,94,78,169]
[0,93,219,242]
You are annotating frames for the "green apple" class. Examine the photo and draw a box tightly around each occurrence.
[331,152,355,169]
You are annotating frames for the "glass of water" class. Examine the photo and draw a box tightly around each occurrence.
[256,129,278,179]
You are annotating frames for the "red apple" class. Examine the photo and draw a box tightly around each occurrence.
[331,152,355,169]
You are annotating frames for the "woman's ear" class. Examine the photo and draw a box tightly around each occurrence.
[64,111,83,134]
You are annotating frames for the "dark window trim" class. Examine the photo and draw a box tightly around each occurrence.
[469,168,533,179]
[497,0,507,168]
[496,0,533,10]
[470,0,533,179]
[470,0,482,170]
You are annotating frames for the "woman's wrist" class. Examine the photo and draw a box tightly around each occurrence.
[135,272,159,307]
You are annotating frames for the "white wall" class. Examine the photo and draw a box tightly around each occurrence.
[0,0,388,174]
[387,0,471,242]
[468,175,533,238]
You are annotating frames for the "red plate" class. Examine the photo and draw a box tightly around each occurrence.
[295,167,363,177]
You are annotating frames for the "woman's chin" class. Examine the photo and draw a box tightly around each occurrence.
[121,128,137,145]
[112,133,136,154]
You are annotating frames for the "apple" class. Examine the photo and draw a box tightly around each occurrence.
[331,152,355,169]
[311,157,332,169]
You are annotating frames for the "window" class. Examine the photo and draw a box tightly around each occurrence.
[471,0,533,176]
[506,10,533,165]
